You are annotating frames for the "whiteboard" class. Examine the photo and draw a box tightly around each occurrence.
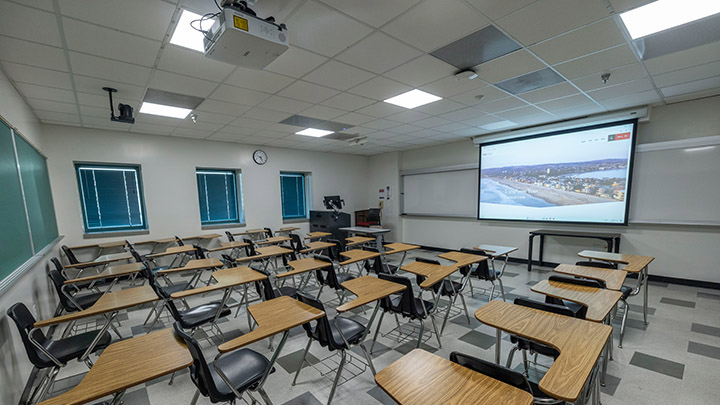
[402,168,477,217]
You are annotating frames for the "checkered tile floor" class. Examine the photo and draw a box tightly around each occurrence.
[39,250,720,404]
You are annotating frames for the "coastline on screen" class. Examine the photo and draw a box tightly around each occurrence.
[478,119,637,224]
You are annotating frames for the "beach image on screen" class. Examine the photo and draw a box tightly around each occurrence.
[478,121,635,223]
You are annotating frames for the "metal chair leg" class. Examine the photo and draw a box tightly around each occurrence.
[359,342,377,375]
[292,337,313,386]
[327,350,346,405]
[257,387,274,405]
[439,297,454,335]
[497,277,506,301]
[522,350,529,377]
[460,294,471,324]
[619,299,629,348]
[190,388,200,405]
[489,281,496,302]
[370,310,385,354]
[168,371,176,385]
[430,314,442,348]
[468,278,474,297]
[506,346,518,368]
[33,366,59,404]
[143,301,160,325]
[415,318,425,349]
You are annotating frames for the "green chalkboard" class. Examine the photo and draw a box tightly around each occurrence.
[15,134,58,250]
[0,121,33,281]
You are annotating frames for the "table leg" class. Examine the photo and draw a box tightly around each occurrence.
[614,237,621,253]
[605,238,613,253]
[495,329,501,364]
[375,235,385,253]
[643,266,649,325]
[527,234,534,272]
[539,235,545,267]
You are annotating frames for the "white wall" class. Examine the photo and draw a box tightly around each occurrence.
[42,125,370,248]
[366,152,403,241]
[392,96,720,284]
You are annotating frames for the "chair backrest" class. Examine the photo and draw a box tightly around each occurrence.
[193,245,207,260]
[225,231,235,242]
[367,208,381,223]
[243,238,256,256]
[514,297,575,318]
[313,254,338,288]
[575,260,617,269]
[172,322,220,401]
[7,303,50,368]
[460,248,492,279]
[549,274,606,289]
[252,267,277,300]
[48,269,75,311]
[289,233,305,253]
[449,352,532,394]
[264,227,273,238]
[61,245,79,264]
[220,254,234,268]
[50,257,64,272]
[413,257,440,287]
[127,246,144,263]
[377,273,424,317]
[295,292,343,350]
[175,236,184,246]
[325,239,342,261]
[147,275,182,321]
[364,248,388,275]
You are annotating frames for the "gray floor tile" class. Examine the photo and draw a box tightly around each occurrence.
[503,271,519,278]
[688,341,720,360]
[458,330,497,349]
[628,303,656,316]
[691,322,720,338]
[366,385,395,405]
[659,297,696,308]
[649,281,669,288]
[613,317,649,331]
[629,352,685,379]
[281,391,323,405]
[450,313,483,329]
[121,387,151,405]
[277,349,320,374]
[395,341,438,355]
[697,291,720,300]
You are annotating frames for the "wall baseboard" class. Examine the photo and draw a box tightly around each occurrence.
[418,245,720,290]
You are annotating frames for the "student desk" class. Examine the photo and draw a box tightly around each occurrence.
[147,245,195,268]
[158,258,224,289]
[339,226,391,253]
[276,257,330,292]
[554,263,627,291]
[234,228,268,242]
[401,260,459,289]
[206,240,249,254]
[305,231,332,240]
[346,236,374,247]
[383,243,420,268]
[527,229,621,271]
[438,251,487,268]
[64,252,133,269]
[67,241,127,260]
[236,245,293,272]
[215,297,325,401]
[578,250,654,324]
[299,240,336,254]
[339,249,380,270]
[64,262,146,292]
[256,236,291,246]
[183,233,222,248]
[376,348,534,405]
[277,226,300,234]
[475,300,611,402]
[476,244,517,271]
[133,237,177,254]
[38,328,192,405]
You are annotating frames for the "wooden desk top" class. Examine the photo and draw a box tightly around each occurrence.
[554,264,627,291]
[475,301,611,402]
[206,240,250,252]
[185,233,222,240]
[67,242,103,250]
[438,251,487,267]
[577,250,655,273]
[39,329,192,405]
[97,241,128,249]
[134,237,176,245]
[171,266,266,299]
[64,252,133,269]
[475,245,518,257]
[234,228,266,236]
[375,349,533,405]
[278,226,300,232]
[235,245,293,262]
[305,231,331,239]
[299,241,335,253]
[256,236,291,245]
[530,280,622,322]
[383,243,420,255]
[339,249,380,266]
[401,261,458,289]
[345,236,374,246]
[218,296,324,353]
[337,276,406,313]
[277,258,330,278]
[147,245,195,258]
[158,258,223,274]
[35,285,158,328]
[64,262,146,285]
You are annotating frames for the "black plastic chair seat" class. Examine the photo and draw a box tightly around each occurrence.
[160,283,187,296]
[621,286,632,300]
[471,267,498,280]
[336,272,355,284]
[208,348,271,398]
[329,316,365,347]
[436,279,463,297]
[391,296,435,319]
[40,330,112,367]
[177,302,230,329]
[527,379,557,400]
[66,292,105,311]
[275,286,298,297]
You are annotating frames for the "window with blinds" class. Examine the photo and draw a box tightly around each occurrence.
[280,172,307,220]
[75,164,147,233]
[196,169,243,225]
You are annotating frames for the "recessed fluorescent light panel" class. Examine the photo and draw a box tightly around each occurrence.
[620,0,720,39]
[384,89,442,109]
[139,102,192,119]
[296,128,334,137]
[170,10,214,52]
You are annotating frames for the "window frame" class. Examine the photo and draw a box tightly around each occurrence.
[280,171,311,221]
[75,162,148,234]
[196,168,245,227]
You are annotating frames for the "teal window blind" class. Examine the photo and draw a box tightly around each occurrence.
[280,172,307,220]
[196,169,244,225]
[76,164,147,233]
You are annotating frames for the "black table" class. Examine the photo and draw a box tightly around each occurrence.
[527,229,621,271]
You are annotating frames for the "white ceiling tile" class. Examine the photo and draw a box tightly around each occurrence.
[598,89,660,110]
[461,115,501,127]
[451,127,484,136]
[129,112,182,127]
[387,124,423,134]
[17,0,55,12]
[224,68,295,93]
[69,52,152,86]
[299,104,347,120]
[419,75,488,98]
[75,91,138,109]
[35,110,81,124]
[414,99,465,115]
[25,98,77,114]
[384,54,456,87]
[530,19,626,65]
[475,50,547,84]
[451,85,509,106]
[157,45,235,82]
[536,94,596,112]
[73,75,146,100]
[76,103,117,119]
[386,110,430,124]
[439,107,486,122]
[15,83,75,103]
[334,112,376,126]
[466,0,536,20]
[348,76,411,100]
[58,0,176,40]
[587,78,655,101]
[1,62,72,89]
[285,0,373,57]
[242,108,292,123]
[652,61,720,88]
[196,99,253,116]
[303,60,375,91]
[253,130,289,139]
[341,126,378,136]
[81,116,133,131]
[277,81,339,104]
[185,111,236,125]
[62,18,161,67]
[263,123,303,133]
[354,102,407,118]
[475,97,528,113]
[0,36,67,71]
[660,76,720,98]
[518,82,579,104]
[381,0,489,52]
[174,120,224,133]
[644,41,720,76]
[572,63,648,92]
[209,84,270,106]
[495,105,548,121]
[550,103,606,120]
[255,95,313,113]
[433,122,471,133]
[149,70,218,98]
[365,119,402,130]
[319,92,375,111]
[0,2,61,46]
[264,46,329,78]
[413,117,453,128]
[497,0,609,46]
[336,32,422,74]
[552,45,637,79]
[608,0,654,13]
[317,0,421,28]
[213,126,259,138]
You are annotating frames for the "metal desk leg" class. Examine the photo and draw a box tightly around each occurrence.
[605,238,613,253]
[527,234,534,272]
[643,266,649,325]
[495,329,501,364]
[538,235,545,267]
[375,235,384,253]
[614,237,621,253]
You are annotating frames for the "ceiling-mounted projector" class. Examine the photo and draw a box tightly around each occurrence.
[204,1,289,69]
